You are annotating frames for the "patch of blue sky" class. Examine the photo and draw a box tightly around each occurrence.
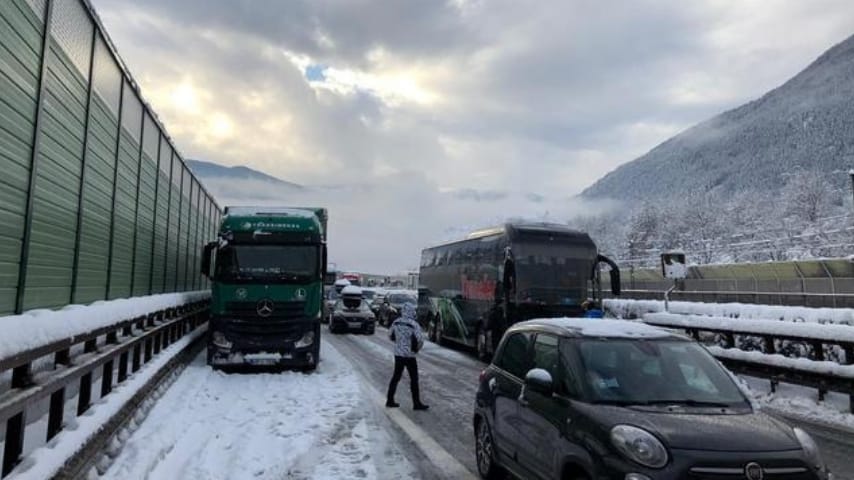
[305,64,327,82]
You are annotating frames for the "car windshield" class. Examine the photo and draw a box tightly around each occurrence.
[215,245,318,281]
[570,339,748,407]
[388,293,415,305]
[362,290,375,300]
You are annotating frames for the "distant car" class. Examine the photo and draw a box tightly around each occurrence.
[473,318,830,480]
[379,291,416,327]
[323,287,339,324]
[329,286,376,334]
[361,288,377,307]
[371,290,387,315]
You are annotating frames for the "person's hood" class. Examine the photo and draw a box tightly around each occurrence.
[401,303,417,322]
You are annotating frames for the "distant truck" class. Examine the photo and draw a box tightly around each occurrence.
[201,206,328,370]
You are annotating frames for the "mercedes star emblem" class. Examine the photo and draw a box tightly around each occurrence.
[744,462,764,480]
[256,299,274,317]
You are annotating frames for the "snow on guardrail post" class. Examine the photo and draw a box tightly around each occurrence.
[642,311,854,414]
[0,291,210,479]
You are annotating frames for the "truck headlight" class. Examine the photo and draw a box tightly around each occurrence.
[793,428,825,472]
[295,331,315,348]
[611,425,668,469]
[212,331,232,350]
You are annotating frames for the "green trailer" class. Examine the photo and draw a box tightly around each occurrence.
[201,206,328,370]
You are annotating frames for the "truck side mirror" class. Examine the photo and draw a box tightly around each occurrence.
[201,242,216,278]
[321,244,328,280]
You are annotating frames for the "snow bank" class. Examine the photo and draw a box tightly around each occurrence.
[605,298,854,325]
[0,291,210,361]
[709,346,854,380]
[645,313,854,343]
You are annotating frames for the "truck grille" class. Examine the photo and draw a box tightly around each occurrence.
[225,300,305,319]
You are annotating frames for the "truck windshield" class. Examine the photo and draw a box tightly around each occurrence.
[215,245,318,281]
[513,243,594,304]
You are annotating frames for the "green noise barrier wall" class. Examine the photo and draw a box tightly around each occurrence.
[0,0,222,315]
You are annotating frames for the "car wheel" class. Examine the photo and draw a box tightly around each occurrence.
[475,419,504,479]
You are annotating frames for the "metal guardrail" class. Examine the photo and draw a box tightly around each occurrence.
[644,313,854,414]
[618,288,854,308]
[0,300,209,477]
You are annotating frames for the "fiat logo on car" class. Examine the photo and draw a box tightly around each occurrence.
[256,299,275,317]
[744,462,763,480]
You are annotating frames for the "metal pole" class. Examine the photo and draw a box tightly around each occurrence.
[104,79,126,300]
[69,28,99,304]
[15,0,55,314]
[162,151,174,293]
[849,170,854,210]
[147,129,161,295]
[129,94,145,296]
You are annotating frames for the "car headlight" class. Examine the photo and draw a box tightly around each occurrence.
[211,331,232,350]
[295,330,315,348]
[610,425,668,469]
[793,428,825,472]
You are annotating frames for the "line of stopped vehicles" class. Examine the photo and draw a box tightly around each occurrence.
[199,206,833,480]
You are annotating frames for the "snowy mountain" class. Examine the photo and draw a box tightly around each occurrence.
[582,33,854,203]
[187,159,303,190]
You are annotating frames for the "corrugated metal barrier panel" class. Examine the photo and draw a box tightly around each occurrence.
[0,0,221,315]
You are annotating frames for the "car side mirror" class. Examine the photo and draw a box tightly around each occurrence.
[201,242,216,277]
[524,368,554,396]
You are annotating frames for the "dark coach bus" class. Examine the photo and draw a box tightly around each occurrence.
[418,222,620,360]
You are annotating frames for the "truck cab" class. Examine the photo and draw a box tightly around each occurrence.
[201,207,327,370]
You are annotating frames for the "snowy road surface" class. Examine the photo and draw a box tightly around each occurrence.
[102,328,854,480]
[101,340,422,480]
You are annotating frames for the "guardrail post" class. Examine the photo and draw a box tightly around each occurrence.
[11,364,34,388]
[101,360,114,397]
[78,373,92,415]
[55,348,70,366]
[132,343,142,372]
[763,336,776,354]
[144,337,153,362]
[47,388,65,441]
[3,413,25,476]
[118,351,129,383]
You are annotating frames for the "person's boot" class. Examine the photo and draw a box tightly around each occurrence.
[413,402,429,411]
[386,398,400,408]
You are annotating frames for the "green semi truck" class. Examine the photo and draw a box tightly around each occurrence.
[201,207,328,370]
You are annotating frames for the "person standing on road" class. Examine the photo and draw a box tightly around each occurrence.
[386,303,429,410]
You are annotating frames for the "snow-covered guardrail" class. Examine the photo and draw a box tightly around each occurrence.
[0,292,210,478]
[644,312,854,413]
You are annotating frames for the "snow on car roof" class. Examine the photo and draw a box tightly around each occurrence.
[334,279,352,286]
[515,317,674,339]
[341,285,363,295]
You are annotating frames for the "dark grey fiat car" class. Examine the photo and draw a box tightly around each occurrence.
[473,318,830,480]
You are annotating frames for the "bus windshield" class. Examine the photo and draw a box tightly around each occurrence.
[215,245,318,281]
[513,243,594,304]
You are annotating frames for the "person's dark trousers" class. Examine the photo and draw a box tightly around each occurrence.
[387,356,422,406]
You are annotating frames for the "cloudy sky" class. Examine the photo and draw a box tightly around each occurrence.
[91,0,854,273]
